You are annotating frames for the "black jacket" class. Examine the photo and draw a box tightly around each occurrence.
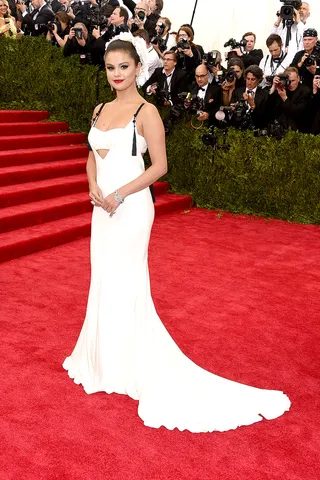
[231,86,269,128]
[142,67,187,104]
[189,82,222,124]
[268,84,312,133]
[22,4,55,36]
[241,49,263,68]
[291,49,320,91]
[63,35,100,66]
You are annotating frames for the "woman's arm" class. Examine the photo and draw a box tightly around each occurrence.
[102,103,167,215]
[86,104,104,207]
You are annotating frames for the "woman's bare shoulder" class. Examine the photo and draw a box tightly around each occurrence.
[140,102,161,120]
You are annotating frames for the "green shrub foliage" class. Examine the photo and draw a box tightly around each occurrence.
[1,37,319,224]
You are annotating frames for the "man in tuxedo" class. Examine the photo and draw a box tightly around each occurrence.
[268,66,312,133]
[231,65,269,128]
[231,32,263,68]
[17,0,55,36]
[142,51,187,105]
[190,64,221,124]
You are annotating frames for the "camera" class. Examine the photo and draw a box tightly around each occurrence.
[225,69,237,83]
[73,27,83,39]
[304,41,320,67]
[136,10,146,22]
[48,21,59,31]
[279,1,302,21]
[202,126,218,149]
[254,120,286,140]
[224,38,247,60]
[203,51,219,68]
[176,39,191,50]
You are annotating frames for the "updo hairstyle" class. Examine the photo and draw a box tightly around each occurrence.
[104,40,141,65]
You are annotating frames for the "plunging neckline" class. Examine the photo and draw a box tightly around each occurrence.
[92,117,145,140]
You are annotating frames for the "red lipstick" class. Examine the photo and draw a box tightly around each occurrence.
[114,80,124,84]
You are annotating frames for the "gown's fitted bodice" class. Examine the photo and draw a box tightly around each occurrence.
[88,122,148,157]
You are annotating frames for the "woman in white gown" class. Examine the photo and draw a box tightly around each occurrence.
[63,35,291,433]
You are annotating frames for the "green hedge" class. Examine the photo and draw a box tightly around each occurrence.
[1,36,319,224]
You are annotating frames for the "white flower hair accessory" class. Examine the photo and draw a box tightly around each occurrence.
[106,32,149,87]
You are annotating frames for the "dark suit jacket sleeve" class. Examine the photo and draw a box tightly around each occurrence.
[122,0,136,15]
[142,69,161,94]
[23,7,55,32]
[290,51,302,67]
[281,87,311,118]
[242,49,264,68]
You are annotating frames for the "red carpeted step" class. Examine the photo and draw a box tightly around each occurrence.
[0,212,92,263]
[0,174,88,208]
[154,193,192,215]
[0,145,87,167]
[0,192,91,233]
[0,110,49,123]
[0,121,69,136]
[0,133,87,150]
[0,157,87,187]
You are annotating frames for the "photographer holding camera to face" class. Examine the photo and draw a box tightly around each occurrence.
[271,0,304,58]
[268,66,312,132]
[151,16,176,59]
[290,28,320,90]
[221,58,245,106]
[202,50,226,86]
[46,10,71,47]
[16,0,55,36]
[125,0,160,39]
[171,26,202,81]
[228,32,263,68]
[63,21,99,64]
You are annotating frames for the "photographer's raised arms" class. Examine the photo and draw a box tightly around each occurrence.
[4,0,320,136]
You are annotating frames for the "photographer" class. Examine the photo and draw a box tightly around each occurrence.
[125,0,159,39]
[63,21,98,64]
[221,58,245,106]
[142,51,187,106]
[189,64,221,124]
[259,34,292,87]
[151,17,176,59]
[310,74,320,134]
[17,0,55,36]
[133,28,162,77]
[231,32,263,68]
[203,50,226,86]
[46,10,71,47]
[173,26,201,80]
[268,66,312,132]
[290,28,320,90]
[270,0,304,58]
[230,65,269,128]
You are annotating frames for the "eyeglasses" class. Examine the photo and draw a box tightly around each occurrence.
[195,74,208,79]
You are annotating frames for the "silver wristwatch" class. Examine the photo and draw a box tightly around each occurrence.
[113,190,124,204]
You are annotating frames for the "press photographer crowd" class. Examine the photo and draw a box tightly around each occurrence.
[2,0,320,139]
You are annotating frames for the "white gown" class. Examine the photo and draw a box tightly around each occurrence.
[63,106,291,433]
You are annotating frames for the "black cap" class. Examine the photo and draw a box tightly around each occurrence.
[303,28,318,38]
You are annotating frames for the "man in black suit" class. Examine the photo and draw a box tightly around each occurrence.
[267,66,312,133]
[17,0,55,36]
[143,51,187,105]
[189,64,221,124]
[230,65,269,128]
[231,32,263,68]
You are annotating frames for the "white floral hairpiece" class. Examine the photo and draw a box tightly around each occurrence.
[106,32,149,87]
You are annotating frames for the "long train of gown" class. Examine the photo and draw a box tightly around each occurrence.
[63,116,290,433]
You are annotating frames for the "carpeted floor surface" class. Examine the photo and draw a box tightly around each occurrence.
[1,209,319,480]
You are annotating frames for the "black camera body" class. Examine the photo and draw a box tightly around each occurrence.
[224,38,247,61]
[254,120,286,140]
[176,39,191,50]
[203,51,219,68]
[151,35,167,53]
[304,41,320,67]
[225,69,237,83]
[48,21,59,32]
[73,27,83,39]
[279,1,302,22]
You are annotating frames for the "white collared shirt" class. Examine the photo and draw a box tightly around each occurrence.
[197,83,209,100]
[22,1,45,18]
[146,46,163,77]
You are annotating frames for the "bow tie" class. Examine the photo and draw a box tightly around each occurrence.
[198,87,205,91]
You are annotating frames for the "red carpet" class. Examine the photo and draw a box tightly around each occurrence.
[0,209,319,480]
[0,110,191,262]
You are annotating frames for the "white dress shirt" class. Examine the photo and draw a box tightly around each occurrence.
[197,83,209,100]
[146,46,163,77]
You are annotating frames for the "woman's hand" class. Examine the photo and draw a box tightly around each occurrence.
[0,23,11,34]
[184,47,193,57]
[89,183,103,208]
[101,193,121,218]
